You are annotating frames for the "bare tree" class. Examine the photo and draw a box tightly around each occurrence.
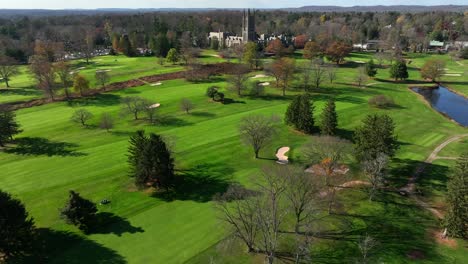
[358,234,378,264]
[215,184,259,253]
[0,56,19,88]
[239,115,277,159]
[180,98,194,114]
[71,109,93,127]
[228,64,249,96]
[327,66,337,85]
[254,167,288,264]
[355,67,368,88]
[30,55,56,100]
[311,61,326,89]
[99,112,114,132]
[54,61,73,99]
[95,71,110,89]
[362,153,389,200]
[300,63,312,92]
[283,166,322,233]
[121,96,152,120]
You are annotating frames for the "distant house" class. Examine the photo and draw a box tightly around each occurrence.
[353,40,383,51]
[428,40,445,51]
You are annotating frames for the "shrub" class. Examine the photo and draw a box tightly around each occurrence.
[368,95,395,108]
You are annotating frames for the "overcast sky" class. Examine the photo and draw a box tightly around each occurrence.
[1,0,467,9]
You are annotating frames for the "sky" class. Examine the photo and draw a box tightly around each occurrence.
[1,0,467,9]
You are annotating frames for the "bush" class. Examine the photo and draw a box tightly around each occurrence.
[206,86,219,99]
[459,47,468,59]
[368,95,395,108]
[213,92,225,103]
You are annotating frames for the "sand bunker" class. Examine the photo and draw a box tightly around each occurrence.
[77,67,86,70]
[96,69,112,72]
[276,147,290,164]
[259,82,270,86]
[443,73,462,76]
[151,82,163,86]
[251,74,267,79]
[149,103,161,109]
[353,60,366,64]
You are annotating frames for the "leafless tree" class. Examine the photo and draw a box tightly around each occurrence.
[300,63,312,92]
[30,55,56,100]
[283,166,322,233]
[228,64,249,96]
[71,109,93,127]
[327,66,337,85]
[239,115,277,159]
[311,61,327,89]
[99,112,114,132]
[95,71,110,89]
[180,98,194,114]
[362,153,389,200]
[54,61,73,99]
[121,96,152,120]
[215,184,259,253]
[355,67,368,88]
[357,234,378,264]
[0,56,19,88]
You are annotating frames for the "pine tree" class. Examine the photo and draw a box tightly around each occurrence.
[0,110,22,146]
[365,59,377,78]
[320,99,338,135]
[389,60,408,81]
[0,189,36,259]
[285,95,301,127]
[166,48,179,64]
[444,153,468,238]
[297,94,315,134]
[128,131,175,190]
[60,190,97,234]
[119,35,135,57]
[353,114,399,162]
[285,94,315,134]
[136,134,174,189]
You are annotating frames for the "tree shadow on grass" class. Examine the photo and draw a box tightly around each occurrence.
[153,163,233,202]
[0,87,42,96]
[223,98,246,105]
[5,137,86,157]
[310,190,444,263]
[11,228,126,264]
[191,111,216,118]
[90,212,144,237]
[156,115,193,127]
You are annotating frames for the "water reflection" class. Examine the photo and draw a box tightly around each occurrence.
[412,86,468,127]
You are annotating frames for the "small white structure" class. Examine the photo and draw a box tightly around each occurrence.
[149,103,161,109]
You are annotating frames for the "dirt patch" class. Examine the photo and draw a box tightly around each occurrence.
[305,164,350,176]
[431,230,458,248]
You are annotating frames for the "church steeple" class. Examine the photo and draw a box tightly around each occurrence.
[242,9,256,43]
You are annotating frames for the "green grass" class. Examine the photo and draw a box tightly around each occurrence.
[1,51,467,263]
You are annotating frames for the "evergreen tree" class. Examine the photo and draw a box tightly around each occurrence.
[285,94,315,134]
[0,110,22,146]
[128,131,175,190]
[166,48,179,64]
[0,189,36,260]
[60,190,97,234]
[152,33,170,57]
[389,60,408,81]
[297,94,315,133]
[354,114,399,162]
[285,95,301,128]
[365,59,377,78]
[119,35,135,57]
[444,153,468,238]
[320,99,338,135]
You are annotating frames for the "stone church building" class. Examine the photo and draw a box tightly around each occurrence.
[208,9,257,48]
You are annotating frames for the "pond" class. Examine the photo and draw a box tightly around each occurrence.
[412,86,468,127]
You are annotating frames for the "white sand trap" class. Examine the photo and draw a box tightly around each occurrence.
[276,147,290,164]
[69,71,75,75]
[444,68,451,71]
[151,82,163,86]
[443,74,462,76]
[366,82,378,87]
[211,54,221,58]
[96,69,112,72]
[353,60,366,64]
[259,82,270,86]
[77,67,86,70]
[251,74,267,79]
[149,103,161,109]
